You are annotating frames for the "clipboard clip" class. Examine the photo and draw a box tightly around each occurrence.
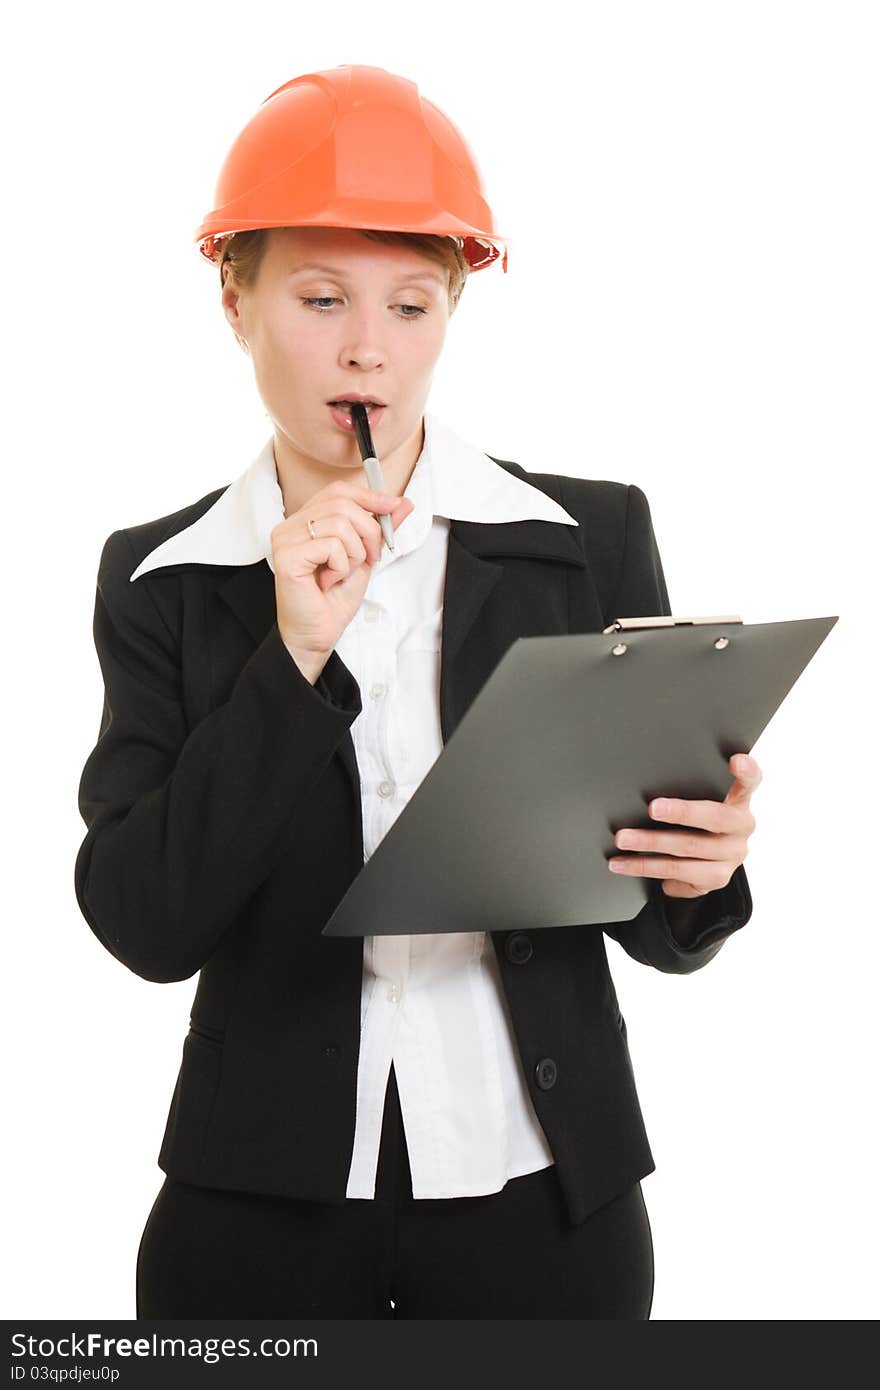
[602,614,743,634]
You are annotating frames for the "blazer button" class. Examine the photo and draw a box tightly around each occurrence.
[504,931,533,964]
[534,1057,558,1090]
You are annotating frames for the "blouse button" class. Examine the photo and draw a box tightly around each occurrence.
[378,780,395,798]
[370,682,387,699]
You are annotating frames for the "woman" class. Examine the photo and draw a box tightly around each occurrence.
[74,64,761,1319]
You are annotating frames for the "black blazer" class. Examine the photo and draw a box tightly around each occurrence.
[74,458,752,1227]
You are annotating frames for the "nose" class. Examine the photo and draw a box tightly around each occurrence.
[340,310,388,372]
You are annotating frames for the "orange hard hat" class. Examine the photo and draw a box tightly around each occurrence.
[194,64,509,275]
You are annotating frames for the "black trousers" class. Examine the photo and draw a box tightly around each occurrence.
[137,1063,654,1318]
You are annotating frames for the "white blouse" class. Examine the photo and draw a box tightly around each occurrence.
[131,410,580,1200]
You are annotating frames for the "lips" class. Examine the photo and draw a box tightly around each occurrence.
[327,401,386,432]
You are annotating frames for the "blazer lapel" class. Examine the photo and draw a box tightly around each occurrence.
[213,514,586,801]
[438,517,585,743]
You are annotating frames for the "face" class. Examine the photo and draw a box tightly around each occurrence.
[221,226,451,507]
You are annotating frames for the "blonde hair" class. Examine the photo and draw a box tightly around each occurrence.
[220,228,469,348]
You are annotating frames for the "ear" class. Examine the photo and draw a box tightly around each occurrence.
[220,277,249,352]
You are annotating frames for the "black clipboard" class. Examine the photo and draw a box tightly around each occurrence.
[321,613,838,937]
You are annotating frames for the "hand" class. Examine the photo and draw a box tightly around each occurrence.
[271,481,414,658]
[607,753,762,899]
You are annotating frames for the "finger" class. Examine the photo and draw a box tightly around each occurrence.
[613,827,741,861]
[725,753,763,805]
[649,796,749,834]
[361,490,411,519]
[660,879,712,899]
[321,497,396,561]
[312,486,402,522]
[361,497,413,547]
[305,534,350,588]
[316,514,371,566]
[340,485,403,509]
[608,855,732,891]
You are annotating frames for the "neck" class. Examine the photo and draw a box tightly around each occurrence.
[275,417,425,519]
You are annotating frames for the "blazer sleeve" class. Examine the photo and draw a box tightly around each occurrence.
[74,528,362,984]
[601,484,754,975]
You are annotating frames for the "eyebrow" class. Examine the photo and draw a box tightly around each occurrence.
[288,262,445,287]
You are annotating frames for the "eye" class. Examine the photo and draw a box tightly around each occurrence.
[300,297,428,320]
[301,297,339,313]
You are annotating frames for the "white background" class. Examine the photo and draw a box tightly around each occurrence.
[4,0,877,1321]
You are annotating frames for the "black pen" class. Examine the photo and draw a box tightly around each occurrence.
[351,402,396,553]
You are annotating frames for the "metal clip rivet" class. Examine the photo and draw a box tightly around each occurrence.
[612,642,628,656]
[714,636,730,649]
